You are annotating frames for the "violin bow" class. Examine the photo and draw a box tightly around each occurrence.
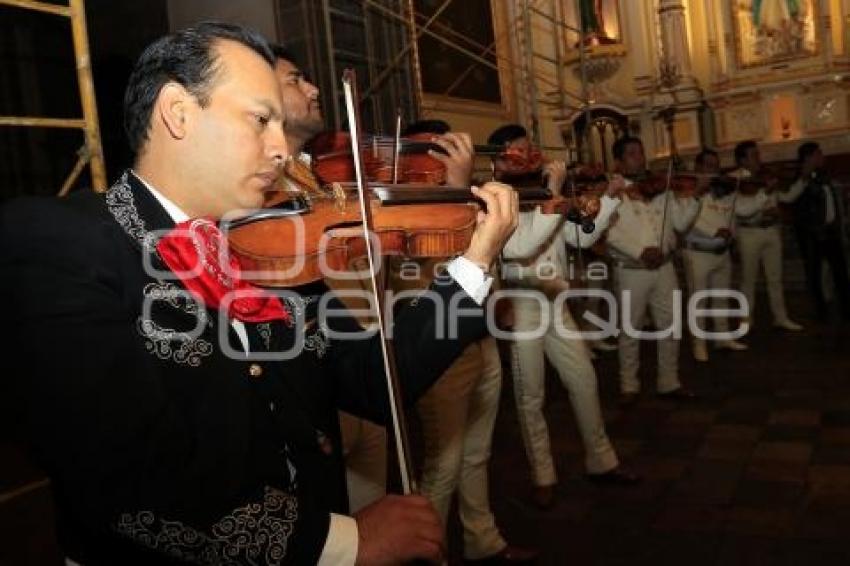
[392,109,402,185]
[341,69,418,495]
[657,156,675,250]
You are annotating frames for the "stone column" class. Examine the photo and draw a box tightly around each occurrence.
[703,0,724,83]
[621,0,655,95]
[657,0,697,89]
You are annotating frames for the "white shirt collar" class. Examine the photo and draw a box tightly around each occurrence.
[132,170,190,224]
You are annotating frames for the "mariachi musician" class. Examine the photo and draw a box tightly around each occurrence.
[491,124,640,512]
[604,135,702,406]
[380,119,538,564]
[0,23,518,565]
[270,43,393,517]
[730,140,803,332]
[682,148,749,362]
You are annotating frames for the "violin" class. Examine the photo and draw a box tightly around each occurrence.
[306,131,397,185]
[488,145,609,232]
[720,169,781,195]
[306,130,538,187]
[227,177,482,287]
[623,170,706,199]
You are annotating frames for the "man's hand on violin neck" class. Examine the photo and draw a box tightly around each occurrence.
[543,161,567,196]
[606,174,626,198]
[353,495,445,565]
[465,182,519,270]
[428,132,474,187]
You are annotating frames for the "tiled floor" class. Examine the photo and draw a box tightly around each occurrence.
[470,292,850,565]
[1,291,848,565]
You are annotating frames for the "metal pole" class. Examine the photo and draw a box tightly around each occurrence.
[404,0,424,119]
[576,5,593,164]
[365,0,501,72]
[552,0,567,134]
[522,0,540,145]
[361,0,454,101]
[321,0,341,129]
[365,0,585,109]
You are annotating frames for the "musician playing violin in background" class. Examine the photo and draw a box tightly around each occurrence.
[490,124,640,512]
[272,43,391,517]
[682,148,749,362]
[731,140,803,332]
[387,119,538,564]
[604,136,702,406]
[0,23,519,565]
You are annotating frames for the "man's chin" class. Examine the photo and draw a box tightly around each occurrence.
[219,194,267,222]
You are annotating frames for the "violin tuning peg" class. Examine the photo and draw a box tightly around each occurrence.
[581,219,596,234]
[566,208,582,224]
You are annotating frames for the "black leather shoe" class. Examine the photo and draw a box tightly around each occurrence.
[465,545,539,564]
[657,387,698,401]
[585,466,642,487]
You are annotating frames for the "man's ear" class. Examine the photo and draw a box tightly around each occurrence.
[156,82,194,141]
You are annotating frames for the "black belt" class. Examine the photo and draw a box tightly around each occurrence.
[738,220,777,229]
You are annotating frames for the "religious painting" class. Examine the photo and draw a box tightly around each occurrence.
[577,0,621,46]
[733,0,818,67]
[562,0,622,49]
[413,0,503,105]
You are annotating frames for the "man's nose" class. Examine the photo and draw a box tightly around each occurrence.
[268,124,289,166]
[305,81,320,100]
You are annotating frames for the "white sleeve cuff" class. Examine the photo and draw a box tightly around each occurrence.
[446,256,494,306]
[317,513,359,566]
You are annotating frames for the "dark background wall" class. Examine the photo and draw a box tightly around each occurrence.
[0,0,169,202]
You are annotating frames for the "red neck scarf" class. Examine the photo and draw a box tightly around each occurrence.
[156,218,289,324]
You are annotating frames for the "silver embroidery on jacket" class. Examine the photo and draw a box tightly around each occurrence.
[303,324,330,359]
[105,172,157,251]
[256,323,272,350]
[143,281,210,328]
[115,486,297,565]
[137,318,213,367]
[283,295,317,319]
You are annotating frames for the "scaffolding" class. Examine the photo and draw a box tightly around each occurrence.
[0,0,106,194]
[287,0,595,158]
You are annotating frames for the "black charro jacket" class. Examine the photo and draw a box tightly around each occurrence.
[0,171,488,565]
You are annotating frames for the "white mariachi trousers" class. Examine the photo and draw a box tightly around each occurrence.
[682,249,734,350]
[736,226,790,324]
[614,262,682,395]
[509,296,619,487]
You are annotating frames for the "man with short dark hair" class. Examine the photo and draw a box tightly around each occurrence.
[492,125,639,511]
[269,42,390,517]
[388,119,539,565]
[605,136,701,404]
[779,141,850,321]
[0,22,518,565]
[732,140,802,331]
[682,148,748,362]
